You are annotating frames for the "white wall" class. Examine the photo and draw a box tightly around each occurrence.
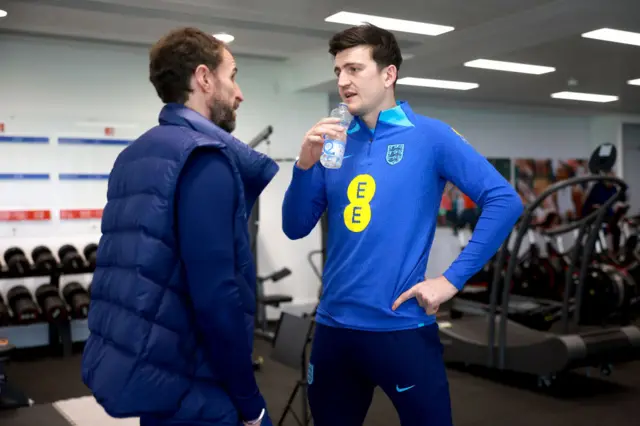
[332,93,596,159]
[411,103,592,159]
[0,34,328,324]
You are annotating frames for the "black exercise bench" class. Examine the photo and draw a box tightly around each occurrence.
[259,294,294,307]
[254,268,294,343]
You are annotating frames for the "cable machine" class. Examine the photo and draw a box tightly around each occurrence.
[246,127,297,371]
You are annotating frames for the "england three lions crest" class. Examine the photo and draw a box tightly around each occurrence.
[307,363,314,385]
[386,144,404,165]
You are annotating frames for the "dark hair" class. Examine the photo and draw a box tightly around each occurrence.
[149,27,226,104]
[328,24,403,81]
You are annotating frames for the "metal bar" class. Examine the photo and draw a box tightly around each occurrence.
[248,125,273,149]
[572,186,625,332]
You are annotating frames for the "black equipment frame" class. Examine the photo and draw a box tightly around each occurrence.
[487,174,628,369]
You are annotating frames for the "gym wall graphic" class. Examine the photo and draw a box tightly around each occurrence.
[438,157,511,230]
[514,158,589,225]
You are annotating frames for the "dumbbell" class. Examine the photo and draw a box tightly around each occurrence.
[35,284,68,322]
[3,248,31,276]
[83,243,98,269]
[31,246,58,272]
[58,245,84,271]
[6,286,39,324]
[0,294,10,326]
[62,282,90,319]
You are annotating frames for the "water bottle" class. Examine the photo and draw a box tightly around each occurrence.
[320,103,353,169]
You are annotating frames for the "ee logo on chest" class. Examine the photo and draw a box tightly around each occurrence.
[344,174,376,232]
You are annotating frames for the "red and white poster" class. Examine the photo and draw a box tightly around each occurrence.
[0,209,52,221]
[60,209,103,220]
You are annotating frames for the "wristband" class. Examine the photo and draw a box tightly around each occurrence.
[245,408,265,425]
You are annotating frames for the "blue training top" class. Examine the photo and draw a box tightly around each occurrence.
[282,101,523,332]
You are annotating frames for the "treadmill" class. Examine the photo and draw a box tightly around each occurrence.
[438,144,640,381]
[451,222,570,332]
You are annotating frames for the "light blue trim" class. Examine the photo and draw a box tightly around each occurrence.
[379,105,414,127]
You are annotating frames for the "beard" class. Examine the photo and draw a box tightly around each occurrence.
[208,95,237,133]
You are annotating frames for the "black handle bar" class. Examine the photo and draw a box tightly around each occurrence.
[248,125,273,149]
[528,175,626,237]
[307,250,323,282]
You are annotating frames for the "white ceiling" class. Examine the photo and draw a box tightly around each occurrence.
[2,0,640,113]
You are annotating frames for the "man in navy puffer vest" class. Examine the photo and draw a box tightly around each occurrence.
[81,27,279,426]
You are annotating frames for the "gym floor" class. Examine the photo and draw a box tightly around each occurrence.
[1,337,639,426]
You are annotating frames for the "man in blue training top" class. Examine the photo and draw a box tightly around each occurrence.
[82,27,277,426]
[581,170,627,254]
[282,24,523,426]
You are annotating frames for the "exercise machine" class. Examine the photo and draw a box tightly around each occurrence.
[254,267,293,343]
[247,125,295,342]
[438,153,640,385]
[0,242,97,409]
[252,266,293,371]
[0,339,32,410]
[452,214,638,331]
[451,224,567,332]
[452,144,640,330]
[1,243,95,340]
[0,251,33,410]
[308,249,323,300]
[271,311,315,426]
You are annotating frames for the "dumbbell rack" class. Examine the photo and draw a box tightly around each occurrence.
[0,261,95,358]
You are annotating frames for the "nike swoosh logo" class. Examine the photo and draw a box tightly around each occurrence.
[343,155,353,159]
[396,385,415,393]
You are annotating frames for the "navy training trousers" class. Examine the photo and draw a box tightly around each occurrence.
[307,322,453,426]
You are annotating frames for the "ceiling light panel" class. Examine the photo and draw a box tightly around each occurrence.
[325,11,454,36]
[551,91,618,103]
[397,77,478,90]
[582,28,640,47]
[464,59,555,75]
[213,33,234,43]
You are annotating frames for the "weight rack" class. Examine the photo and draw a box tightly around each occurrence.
[0,247,95,358]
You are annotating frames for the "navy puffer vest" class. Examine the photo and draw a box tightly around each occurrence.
[81,103,278,423]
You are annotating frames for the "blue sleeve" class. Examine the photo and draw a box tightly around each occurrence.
[281,162,327,239]
[177,149,265,422]
[433,124,523,290]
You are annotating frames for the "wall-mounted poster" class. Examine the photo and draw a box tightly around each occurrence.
[438,157,512,230]
[514,158,589,226]
[487,158,512,183]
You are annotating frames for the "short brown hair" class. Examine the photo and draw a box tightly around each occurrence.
[329,24,403,82]
[149,27,226,104]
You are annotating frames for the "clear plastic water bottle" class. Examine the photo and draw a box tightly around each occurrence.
[320,103,353,169]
